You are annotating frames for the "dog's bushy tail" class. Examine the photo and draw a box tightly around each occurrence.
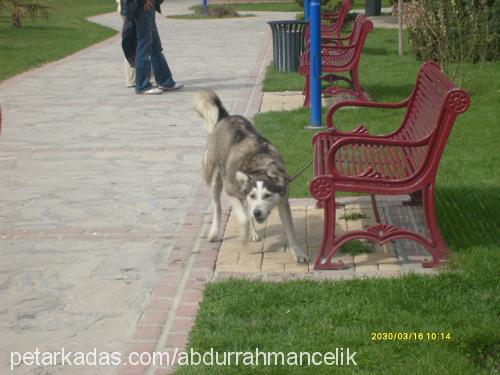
[193,90,229,133]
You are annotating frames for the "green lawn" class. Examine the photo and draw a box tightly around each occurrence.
[180,27,500,374]
[189,2,302,13]
[179,248,499,374]
[0,0,116,81]
[169,13,251,20]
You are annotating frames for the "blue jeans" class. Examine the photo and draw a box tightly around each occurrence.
[135,7,175,93]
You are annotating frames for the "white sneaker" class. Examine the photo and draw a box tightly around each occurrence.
[138,87,163,95]
[159,83,184,91]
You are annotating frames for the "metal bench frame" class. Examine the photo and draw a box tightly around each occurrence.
[306,0,352,41]
[308,61,471,270]
[299,15,373,106]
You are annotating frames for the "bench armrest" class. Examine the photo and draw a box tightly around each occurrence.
[326,97,411,130]
[311,126,373,146]
[326,136,429,178]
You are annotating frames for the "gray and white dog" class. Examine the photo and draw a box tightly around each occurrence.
[193,90,308,263]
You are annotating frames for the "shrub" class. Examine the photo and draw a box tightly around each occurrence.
[407,0,499,67]
[0,0,51,27]
[192,5,239,18]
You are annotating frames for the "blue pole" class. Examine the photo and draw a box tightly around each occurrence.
[202,0,207,16]
[304,0,310,21]
[309,0,322,127]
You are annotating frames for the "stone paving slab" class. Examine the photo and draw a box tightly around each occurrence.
[214,196,436,279]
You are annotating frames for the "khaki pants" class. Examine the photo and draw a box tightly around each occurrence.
[124,59,136,87]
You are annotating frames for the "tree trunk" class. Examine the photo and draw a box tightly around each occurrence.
[12,9,22,28]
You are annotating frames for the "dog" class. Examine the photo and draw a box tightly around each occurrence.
[193,90,309,263]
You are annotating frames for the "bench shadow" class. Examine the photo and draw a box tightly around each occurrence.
[435,186,500,250]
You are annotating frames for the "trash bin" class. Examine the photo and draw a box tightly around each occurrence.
[365,0,381,16]
[267,20,308,73]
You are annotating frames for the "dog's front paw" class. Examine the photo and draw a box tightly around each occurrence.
[249,232,260,242]
[291,246,309,264]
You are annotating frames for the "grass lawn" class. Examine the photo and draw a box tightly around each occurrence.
[179,248,499,374]
[180,28,500,374]
[189,3,302,13]
[169,13,252,20]
[0,0,116,82]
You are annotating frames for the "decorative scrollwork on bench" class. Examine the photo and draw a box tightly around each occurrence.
[310,176,335,201]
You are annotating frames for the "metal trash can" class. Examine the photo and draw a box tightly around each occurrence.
[365,0,381,16]
[267,20,307,73]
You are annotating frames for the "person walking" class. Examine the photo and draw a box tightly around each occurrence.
[121,0,183,95]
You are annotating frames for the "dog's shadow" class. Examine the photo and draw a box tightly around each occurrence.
[220,222,306,255]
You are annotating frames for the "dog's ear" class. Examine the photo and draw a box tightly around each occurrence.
[266,165,291,186]
[235,171,249,191]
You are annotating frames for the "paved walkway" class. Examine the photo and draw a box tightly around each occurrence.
[0,2,297,374]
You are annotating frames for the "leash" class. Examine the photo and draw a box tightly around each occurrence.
[289,159,313,183]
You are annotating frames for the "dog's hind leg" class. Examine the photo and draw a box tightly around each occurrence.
[228,196,249,240]
[208,171,222,241]
[278,199,309,263]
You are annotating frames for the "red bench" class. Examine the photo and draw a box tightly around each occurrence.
[306,0,352,42]
[298,15,373,106]
[309,61,470,270]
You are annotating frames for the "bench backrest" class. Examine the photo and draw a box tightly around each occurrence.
[305,0,352,42]
[398,62,470,139]
[322,0,352,34]
[395,61,470,177]
[348,15,373,46]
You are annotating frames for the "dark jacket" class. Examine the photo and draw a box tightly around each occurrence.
[120,0,162,19]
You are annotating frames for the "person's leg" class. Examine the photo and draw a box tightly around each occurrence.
[150,14,176,88]
[134,8,155,93]
[124,59,136,87]
[121,15,136,88]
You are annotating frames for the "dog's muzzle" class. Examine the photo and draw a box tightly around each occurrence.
[253,209,266,223]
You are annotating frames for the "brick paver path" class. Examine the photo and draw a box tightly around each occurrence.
[0,2,296,374]
[215,196,435,281]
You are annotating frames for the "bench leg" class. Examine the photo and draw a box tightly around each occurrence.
[303,76,310,107]
[421,184,450,267]
[403,191,422,206]
[314,197,346,270]
[350,68,369,100]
